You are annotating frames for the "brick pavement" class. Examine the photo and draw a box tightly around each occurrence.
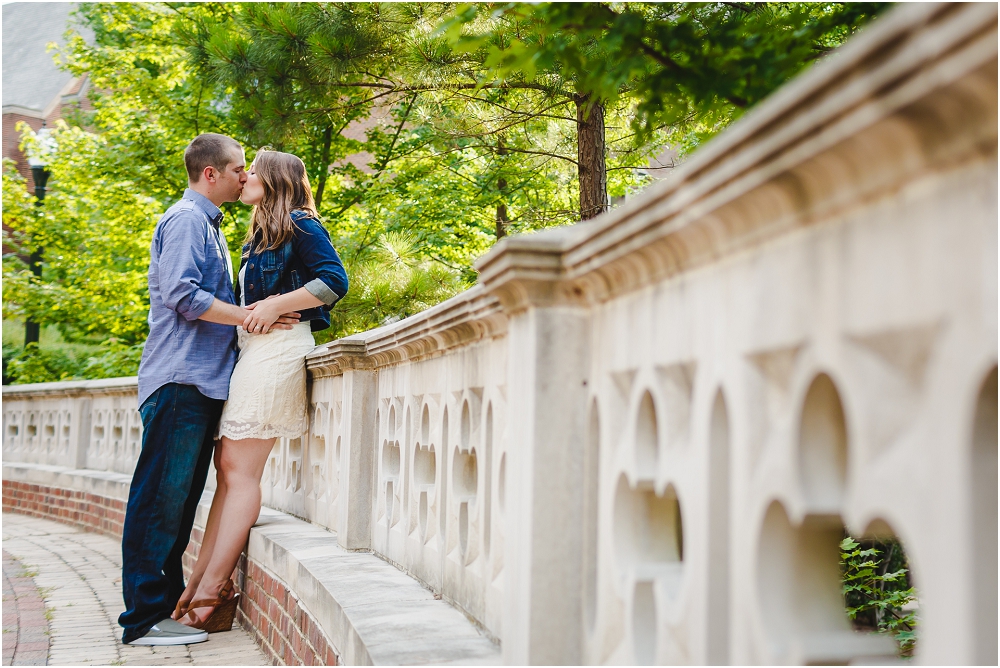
[2,512,268,666]
[3,550,50,665]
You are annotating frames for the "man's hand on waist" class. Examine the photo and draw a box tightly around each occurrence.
[198,298,301,329]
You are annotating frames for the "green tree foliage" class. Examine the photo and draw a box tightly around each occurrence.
[4,340,145,384]
[332,231,462,334]
[3,130,155,346]
[841,536,918,656]
[448,3,889,142]
[181,2,598,252]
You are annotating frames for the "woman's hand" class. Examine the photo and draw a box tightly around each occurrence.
[243,295,299,334]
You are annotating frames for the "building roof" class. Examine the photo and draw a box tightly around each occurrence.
[2,3,91,115]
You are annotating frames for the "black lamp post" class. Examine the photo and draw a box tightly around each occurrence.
[24,161,50,347]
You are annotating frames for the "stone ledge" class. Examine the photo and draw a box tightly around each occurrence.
[2,462,501,666]
[2,462,132,503]
[241,507,500,666]
[1,376,139,397]
[306,284,506,374]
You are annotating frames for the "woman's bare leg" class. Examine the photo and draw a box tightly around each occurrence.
[173,446,230,616]
[178,435,275,625]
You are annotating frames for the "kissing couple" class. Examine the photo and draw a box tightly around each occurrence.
[118,133,349,646]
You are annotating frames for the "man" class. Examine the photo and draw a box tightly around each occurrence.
[119,134,298,645]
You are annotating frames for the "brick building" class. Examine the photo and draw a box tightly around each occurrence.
[2,2,92,188]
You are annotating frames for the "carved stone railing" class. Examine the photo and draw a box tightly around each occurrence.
[3,378,143,476]
[3,4,997,665]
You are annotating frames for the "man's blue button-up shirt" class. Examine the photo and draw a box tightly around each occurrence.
[138,189,238,407]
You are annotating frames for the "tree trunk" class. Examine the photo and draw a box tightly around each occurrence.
[496,137,509,239]
[575,94,607,221]
[496,196,509,240]
[314,124,333,210]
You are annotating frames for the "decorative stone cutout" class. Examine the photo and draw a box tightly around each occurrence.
[266,449,278,497]
[42,411,56,455]
[382,439,401,527]
[308,403,327,502]
[492,408,507,582]
[377,402,406,530]
[91,410,107,468]
[305,399,335,525]
[287,438,303,492]
[613,474,684,665]
[5,413,21,442]
[613,477,683,576]
[403,405,413,526]
[410,402,437,540]
[798,374,848,512]
[127,411,141,465]
[439,406,450,547]
[453,445,478,562]
[421,404,431,446]
[483,403,494,559]
[460,401,472,451]
[414,442,436,543]
[330,433,343,488]
[755,502,896,664]
[635,391,658,475]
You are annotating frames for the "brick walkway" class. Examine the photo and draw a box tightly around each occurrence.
[3,550,49,665]
[2,512,268,666]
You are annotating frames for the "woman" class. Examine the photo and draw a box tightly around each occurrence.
[173,149,348,631]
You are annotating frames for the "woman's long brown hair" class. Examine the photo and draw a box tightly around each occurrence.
[244,149,319,255]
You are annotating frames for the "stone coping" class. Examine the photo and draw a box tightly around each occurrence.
[2,376,139,397]
[307,285,505,374]
[2,462,501,666]
[2,462,133,499]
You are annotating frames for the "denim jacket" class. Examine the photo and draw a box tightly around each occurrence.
[235,210,349,332]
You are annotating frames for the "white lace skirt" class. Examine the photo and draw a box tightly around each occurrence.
[216,323,316,441]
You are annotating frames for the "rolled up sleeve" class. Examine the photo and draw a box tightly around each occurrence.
[157,212,216,321]
[295,218,349,305]
[304,277,339,305]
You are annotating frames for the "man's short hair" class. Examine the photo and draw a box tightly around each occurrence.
[184,133,243,182]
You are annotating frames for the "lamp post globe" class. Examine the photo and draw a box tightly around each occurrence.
[29,163,50,203]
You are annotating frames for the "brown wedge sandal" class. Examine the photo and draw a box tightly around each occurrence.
[176,579,240,633]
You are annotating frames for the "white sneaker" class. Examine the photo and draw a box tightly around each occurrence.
[126,618,209,645]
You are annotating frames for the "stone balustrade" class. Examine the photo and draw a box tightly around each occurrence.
[3,377,143,475]
[3,4,997,665]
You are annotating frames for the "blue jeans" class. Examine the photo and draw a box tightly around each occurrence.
[119,383,223,643]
